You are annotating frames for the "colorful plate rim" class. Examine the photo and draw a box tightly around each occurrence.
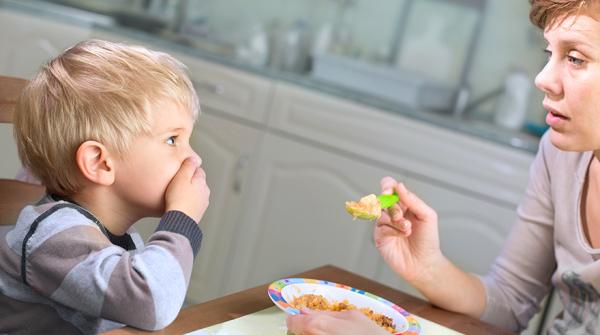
[267,277,422,335]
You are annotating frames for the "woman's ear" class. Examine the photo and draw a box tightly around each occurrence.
[75,141,115,186]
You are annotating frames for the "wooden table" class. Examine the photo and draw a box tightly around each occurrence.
[103,265,514,335]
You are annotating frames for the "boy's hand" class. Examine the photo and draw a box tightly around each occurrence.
[165,157,210,223]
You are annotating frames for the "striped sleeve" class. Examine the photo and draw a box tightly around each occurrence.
[23,209,202,330]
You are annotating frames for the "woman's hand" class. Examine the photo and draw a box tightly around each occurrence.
[165,156,210,223]
[374,177,443,284]
[286,309,390,335]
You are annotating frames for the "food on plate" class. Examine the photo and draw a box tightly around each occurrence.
[345,194,381,220]
[290,294,396,333]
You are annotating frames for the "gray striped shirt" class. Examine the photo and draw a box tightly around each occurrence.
[0,196,202,334]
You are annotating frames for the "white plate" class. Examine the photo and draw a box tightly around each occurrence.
[267,278,422,334]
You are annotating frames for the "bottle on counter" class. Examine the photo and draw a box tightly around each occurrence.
[235,23,269,67]
[493,68,532,130]
[269,20,312,73]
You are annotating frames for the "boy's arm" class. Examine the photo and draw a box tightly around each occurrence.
[24,209,202,331]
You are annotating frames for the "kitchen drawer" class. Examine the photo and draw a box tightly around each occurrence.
[173,53,274,124]
[268,81,535,208]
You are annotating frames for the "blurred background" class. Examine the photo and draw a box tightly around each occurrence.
[0,1,559,334]
[6,0,548,133]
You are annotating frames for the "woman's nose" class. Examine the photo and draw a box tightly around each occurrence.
[534,60,562,98]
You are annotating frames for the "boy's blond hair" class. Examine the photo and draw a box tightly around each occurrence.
[530,0,599,29]
[14,39,199,196]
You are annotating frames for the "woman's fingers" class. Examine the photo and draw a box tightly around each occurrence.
[380,177,408,212]
[395,182,436,222]
[387,203,404,222]
[377,210,412,236]
[380,176,397,195]
[286,313,331,335]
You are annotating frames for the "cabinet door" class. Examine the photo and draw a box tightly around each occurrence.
[0,9,90,78]
[225,133,400,292]
[134,113,262,304]
[268,82,534,209]
[185,112,262,304]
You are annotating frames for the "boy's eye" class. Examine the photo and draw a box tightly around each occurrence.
[166,136,177,146]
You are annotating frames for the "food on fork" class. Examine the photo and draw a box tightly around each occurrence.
[290,294,397,333]
[345,194,382,220]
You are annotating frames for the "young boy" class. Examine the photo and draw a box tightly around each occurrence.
[0,39,210,334]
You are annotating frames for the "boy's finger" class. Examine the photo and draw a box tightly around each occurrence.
[193,166,206,180]
[175,157,201,181]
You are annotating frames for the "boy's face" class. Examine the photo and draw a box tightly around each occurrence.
[113,99,199,218]
[535,14,600,152]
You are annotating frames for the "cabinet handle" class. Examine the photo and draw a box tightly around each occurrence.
[232,155,249,193]
[193,80,226,95]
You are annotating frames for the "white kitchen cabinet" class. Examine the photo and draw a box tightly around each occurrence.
[185,112,263,304]
[224,132,397,293]
[268,82,534,209]
[174,53,274,124]
[0,8,91,79]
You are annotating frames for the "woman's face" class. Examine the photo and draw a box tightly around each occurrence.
[535,14,600,153]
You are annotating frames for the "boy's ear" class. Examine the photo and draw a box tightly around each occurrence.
[75,141,115,186]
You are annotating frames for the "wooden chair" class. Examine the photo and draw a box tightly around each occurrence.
[0,75,45,225]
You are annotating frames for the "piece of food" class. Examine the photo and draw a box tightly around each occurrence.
[290,294,397,333]
[345,194,382,220]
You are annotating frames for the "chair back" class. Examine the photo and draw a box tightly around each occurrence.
[0,76,44,225]
[0,75,28,123]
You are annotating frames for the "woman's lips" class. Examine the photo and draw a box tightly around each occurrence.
[545,108,569,127]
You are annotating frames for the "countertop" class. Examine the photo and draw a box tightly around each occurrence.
[1,0,542,154]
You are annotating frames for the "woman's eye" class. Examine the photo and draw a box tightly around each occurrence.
[166,136,177,146]
[567,55,584,66]
[543,49,552,60]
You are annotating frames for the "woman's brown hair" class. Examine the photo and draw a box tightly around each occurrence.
[530,0,599,29]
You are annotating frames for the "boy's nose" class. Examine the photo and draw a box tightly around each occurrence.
[188,151,202,166]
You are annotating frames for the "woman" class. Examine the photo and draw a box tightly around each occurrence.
[287,0,600,333]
